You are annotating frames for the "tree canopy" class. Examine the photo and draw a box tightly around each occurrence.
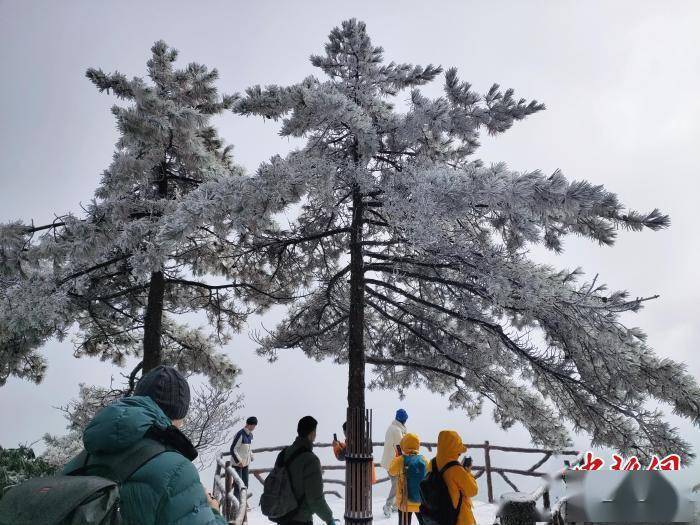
[228,19,699,459]
[1,20,698,462]
[0,42,285,386]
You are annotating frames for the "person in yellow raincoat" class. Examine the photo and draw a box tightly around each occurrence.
[388,433,430,525]
[435,431,479,525]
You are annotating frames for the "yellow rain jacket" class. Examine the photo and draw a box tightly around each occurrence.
[388,433,430,512]
[435,431,479,525]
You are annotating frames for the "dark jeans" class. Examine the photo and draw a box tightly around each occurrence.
[399,511,414,525]
[234,465,249,501]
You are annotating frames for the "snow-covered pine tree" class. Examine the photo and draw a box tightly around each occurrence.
[231,19,700,501]
[0,41,286,386]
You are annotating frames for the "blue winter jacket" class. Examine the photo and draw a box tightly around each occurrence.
[63,396,226,525]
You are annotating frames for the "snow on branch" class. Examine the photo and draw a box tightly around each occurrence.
[0,41,266,386]
[236,18,698,460]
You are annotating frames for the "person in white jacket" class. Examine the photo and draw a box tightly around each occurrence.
[230,416,257,500]
[381,409,408,517]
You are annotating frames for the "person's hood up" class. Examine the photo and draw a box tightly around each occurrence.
[436,430,467,466]
[83,395,172,454]
[400,433,421,454]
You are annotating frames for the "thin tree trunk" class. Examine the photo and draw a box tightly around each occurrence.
[142,161,168,373]
[142,270,165,372]
[348,184,366,409]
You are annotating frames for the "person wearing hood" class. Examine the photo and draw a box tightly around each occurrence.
[388,433,430,525]
[382,409,409,517]
[434,431,479,525]
[62,365,226,525]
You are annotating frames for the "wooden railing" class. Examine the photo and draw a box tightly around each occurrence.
[220,441,579,505]
[212,458,248,525]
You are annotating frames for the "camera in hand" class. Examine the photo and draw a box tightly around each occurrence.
[462,456,472,468]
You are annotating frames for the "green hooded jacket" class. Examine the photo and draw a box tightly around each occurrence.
[63,396,226,525]
[282,436,335,524]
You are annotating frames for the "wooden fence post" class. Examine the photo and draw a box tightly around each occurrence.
[213,460,221,496]
[484,440,494,504]
[224,460,232,519]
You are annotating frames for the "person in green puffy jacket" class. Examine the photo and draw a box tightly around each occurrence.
[63,366,226,525]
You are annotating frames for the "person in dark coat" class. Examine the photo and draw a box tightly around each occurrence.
[281,416,335,525]
[63,365,226,524]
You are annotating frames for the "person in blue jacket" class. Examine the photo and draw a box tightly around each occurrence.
[63,365,226,524]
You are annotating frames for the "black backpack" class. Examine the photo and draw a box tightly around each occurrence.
[260,447,310,523]
[0,439,168,525]
[419,458,463,525]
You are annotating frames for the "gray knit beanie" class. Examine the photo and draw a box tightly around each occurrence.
[134,365,191,420]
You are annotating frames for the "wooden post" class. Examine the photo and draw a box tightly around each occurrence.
[224,460,232,520]
[484,441,494,504]
[345,408,373,525]
[542,489,550,510]
[213,461,222,495]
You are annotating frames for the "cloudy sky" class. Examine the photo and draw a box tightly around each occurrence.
[1,0,699,496]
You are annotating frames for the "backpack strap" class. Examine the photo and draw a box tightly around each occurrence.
[109,438,169,483]
[66,438,170,484]
[430,457,438,473]
[439,460,461,476]
[65,449,90,475]
[437,460,464,516]
[281,446,312,506]
[285,447,309,466]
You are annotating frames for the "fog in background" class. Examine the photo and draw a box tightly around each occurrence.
[1,0,699,497]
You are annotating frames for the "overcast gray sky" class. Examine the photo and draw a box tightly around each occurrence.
[1,0,699,496]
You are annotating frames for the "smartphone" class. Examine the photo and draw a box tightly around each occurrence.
[396,444,402,456]
[462,456,472,468]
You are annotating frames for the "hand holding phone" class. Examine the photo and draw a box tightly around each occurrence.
[462,456,472,469]
[333,433,338,442]
[395,444,402,456]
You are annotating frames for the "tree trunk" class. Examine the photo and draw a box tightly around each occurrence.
[345,184,372,525]
[142,162,169,373]
[142,270,165,372]
[348,184,366,410]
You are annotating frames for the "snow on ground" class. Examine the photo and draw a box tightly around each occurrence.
[246,496,498,525]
